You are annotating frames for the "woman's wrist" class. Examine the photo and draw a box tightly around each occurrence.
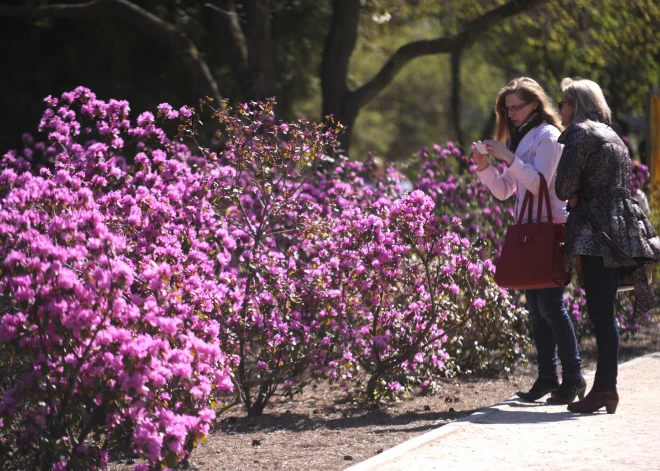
[505,153,515,167]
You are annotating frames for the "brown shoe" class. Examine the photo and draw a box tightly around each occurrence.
[567,389,619,414]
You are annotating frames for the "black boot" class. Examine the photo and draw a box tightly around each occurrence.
[546,376,587,404]
[516,377,559,402]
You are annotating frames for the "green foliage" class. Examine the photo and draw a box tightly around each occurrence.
[348,7,507,161]
[481,0,660,115]
[351,54,453,161]
[348,0,660,162]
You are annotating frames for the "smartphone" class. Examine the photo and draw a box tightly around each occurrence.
[474,141,488,154]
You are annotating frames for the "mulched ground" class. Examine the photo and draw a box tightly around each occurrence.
[108,321,660,471]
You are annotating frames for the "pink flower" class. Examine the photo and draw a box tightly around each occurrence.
[387,381,402,392]
[473,298,487,310]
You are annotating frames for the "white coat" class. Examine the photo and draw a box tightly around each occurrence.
[477,122,567,224]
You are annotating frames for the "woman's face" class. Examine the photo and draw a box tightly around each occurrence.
[559,94,575,127]
[504,92,537,128]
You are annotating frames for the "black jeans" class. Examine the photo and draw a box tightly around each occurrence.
[581,255,622,392]
[525,286,582,381]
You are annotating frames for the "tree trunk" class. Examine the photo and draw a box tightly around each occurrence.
[450,50,463,147]
[320,0,360,155]
[319,0,547,156]
[246,381,274,417]
[247,400,266,417]
[333,104,358,156]
[366,372,381,402]
[450,50,467,163]
[245,0,277,101]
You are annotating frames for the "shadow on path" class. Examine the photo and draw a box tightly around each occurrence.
[467,398,606,425]
[213,407,484,435]
[212,396,603,437]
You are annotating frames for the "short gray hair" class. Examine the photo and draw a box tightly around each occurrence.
[561,78,612,126]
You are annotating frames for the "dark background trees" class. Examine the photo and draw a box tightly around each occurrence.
[1,0,658,161]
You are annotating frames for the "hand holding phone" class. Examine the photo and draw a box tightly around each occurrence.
[471,141,489,172]
[473,141,488,155]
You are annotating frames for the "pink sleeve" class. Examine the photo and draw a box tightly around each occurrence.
[476,164,517,201]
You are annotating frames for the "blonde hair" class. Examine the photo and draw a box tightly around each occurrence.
[560,78,612,126]
[494,77,563,143]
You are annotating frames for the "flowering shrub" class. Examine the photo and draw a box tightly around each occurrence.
[0,89,233,470]
[409,145,529,372]
[301,191,528,399]
[631,160,650,196]
[181,99,527,406]
[0,88,534,470]
[415,143,515,259]
[180,98,356,417]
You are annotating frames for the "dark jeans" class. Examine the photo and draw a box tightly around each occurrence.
[581,255,621,392]
[525,286,582,381]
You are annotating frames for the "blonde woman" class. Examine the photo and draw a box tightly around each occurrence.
[555,78,660,414]
[472,77,586,404]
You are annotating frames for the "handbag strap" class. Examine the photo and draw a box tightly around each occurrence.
[517,173,553,224]
[517,189,534,224]
[537,174,554,224]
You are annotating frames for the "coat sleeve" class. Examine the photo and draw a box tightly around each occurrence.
[507,129,563,196]
[476,164,517,201]
[555,125,588,201]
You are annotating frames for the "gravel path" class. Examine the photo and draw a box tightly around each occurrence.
[347,352,660,471]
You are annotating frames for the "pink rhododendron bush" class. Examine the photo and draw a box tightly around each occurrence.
[415,144,515,259]
[181,97,527,413]
[0,88,529,469]
[0,91,234,470]
[300,190,528,400]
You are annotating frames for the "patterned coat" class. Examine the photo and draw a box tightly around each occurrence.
[555,117,660,316]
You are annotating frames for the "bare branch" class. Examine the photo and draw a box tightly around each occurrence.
[0,0,107,17]
[204,2,238,17]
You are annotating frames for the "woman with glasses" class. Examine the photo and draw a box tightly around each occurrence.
[472,77,586,404]
[555,78,660,414]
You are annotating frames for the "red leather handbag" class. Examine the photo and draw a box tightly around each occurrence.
[494,174,570,290]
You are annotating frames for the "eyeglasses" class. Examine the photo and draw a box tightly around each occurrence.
[504,102,530,114]
[558,100,571,111]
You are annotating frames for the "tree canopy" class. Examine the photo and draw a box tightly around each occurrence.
[1,0,658,159]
